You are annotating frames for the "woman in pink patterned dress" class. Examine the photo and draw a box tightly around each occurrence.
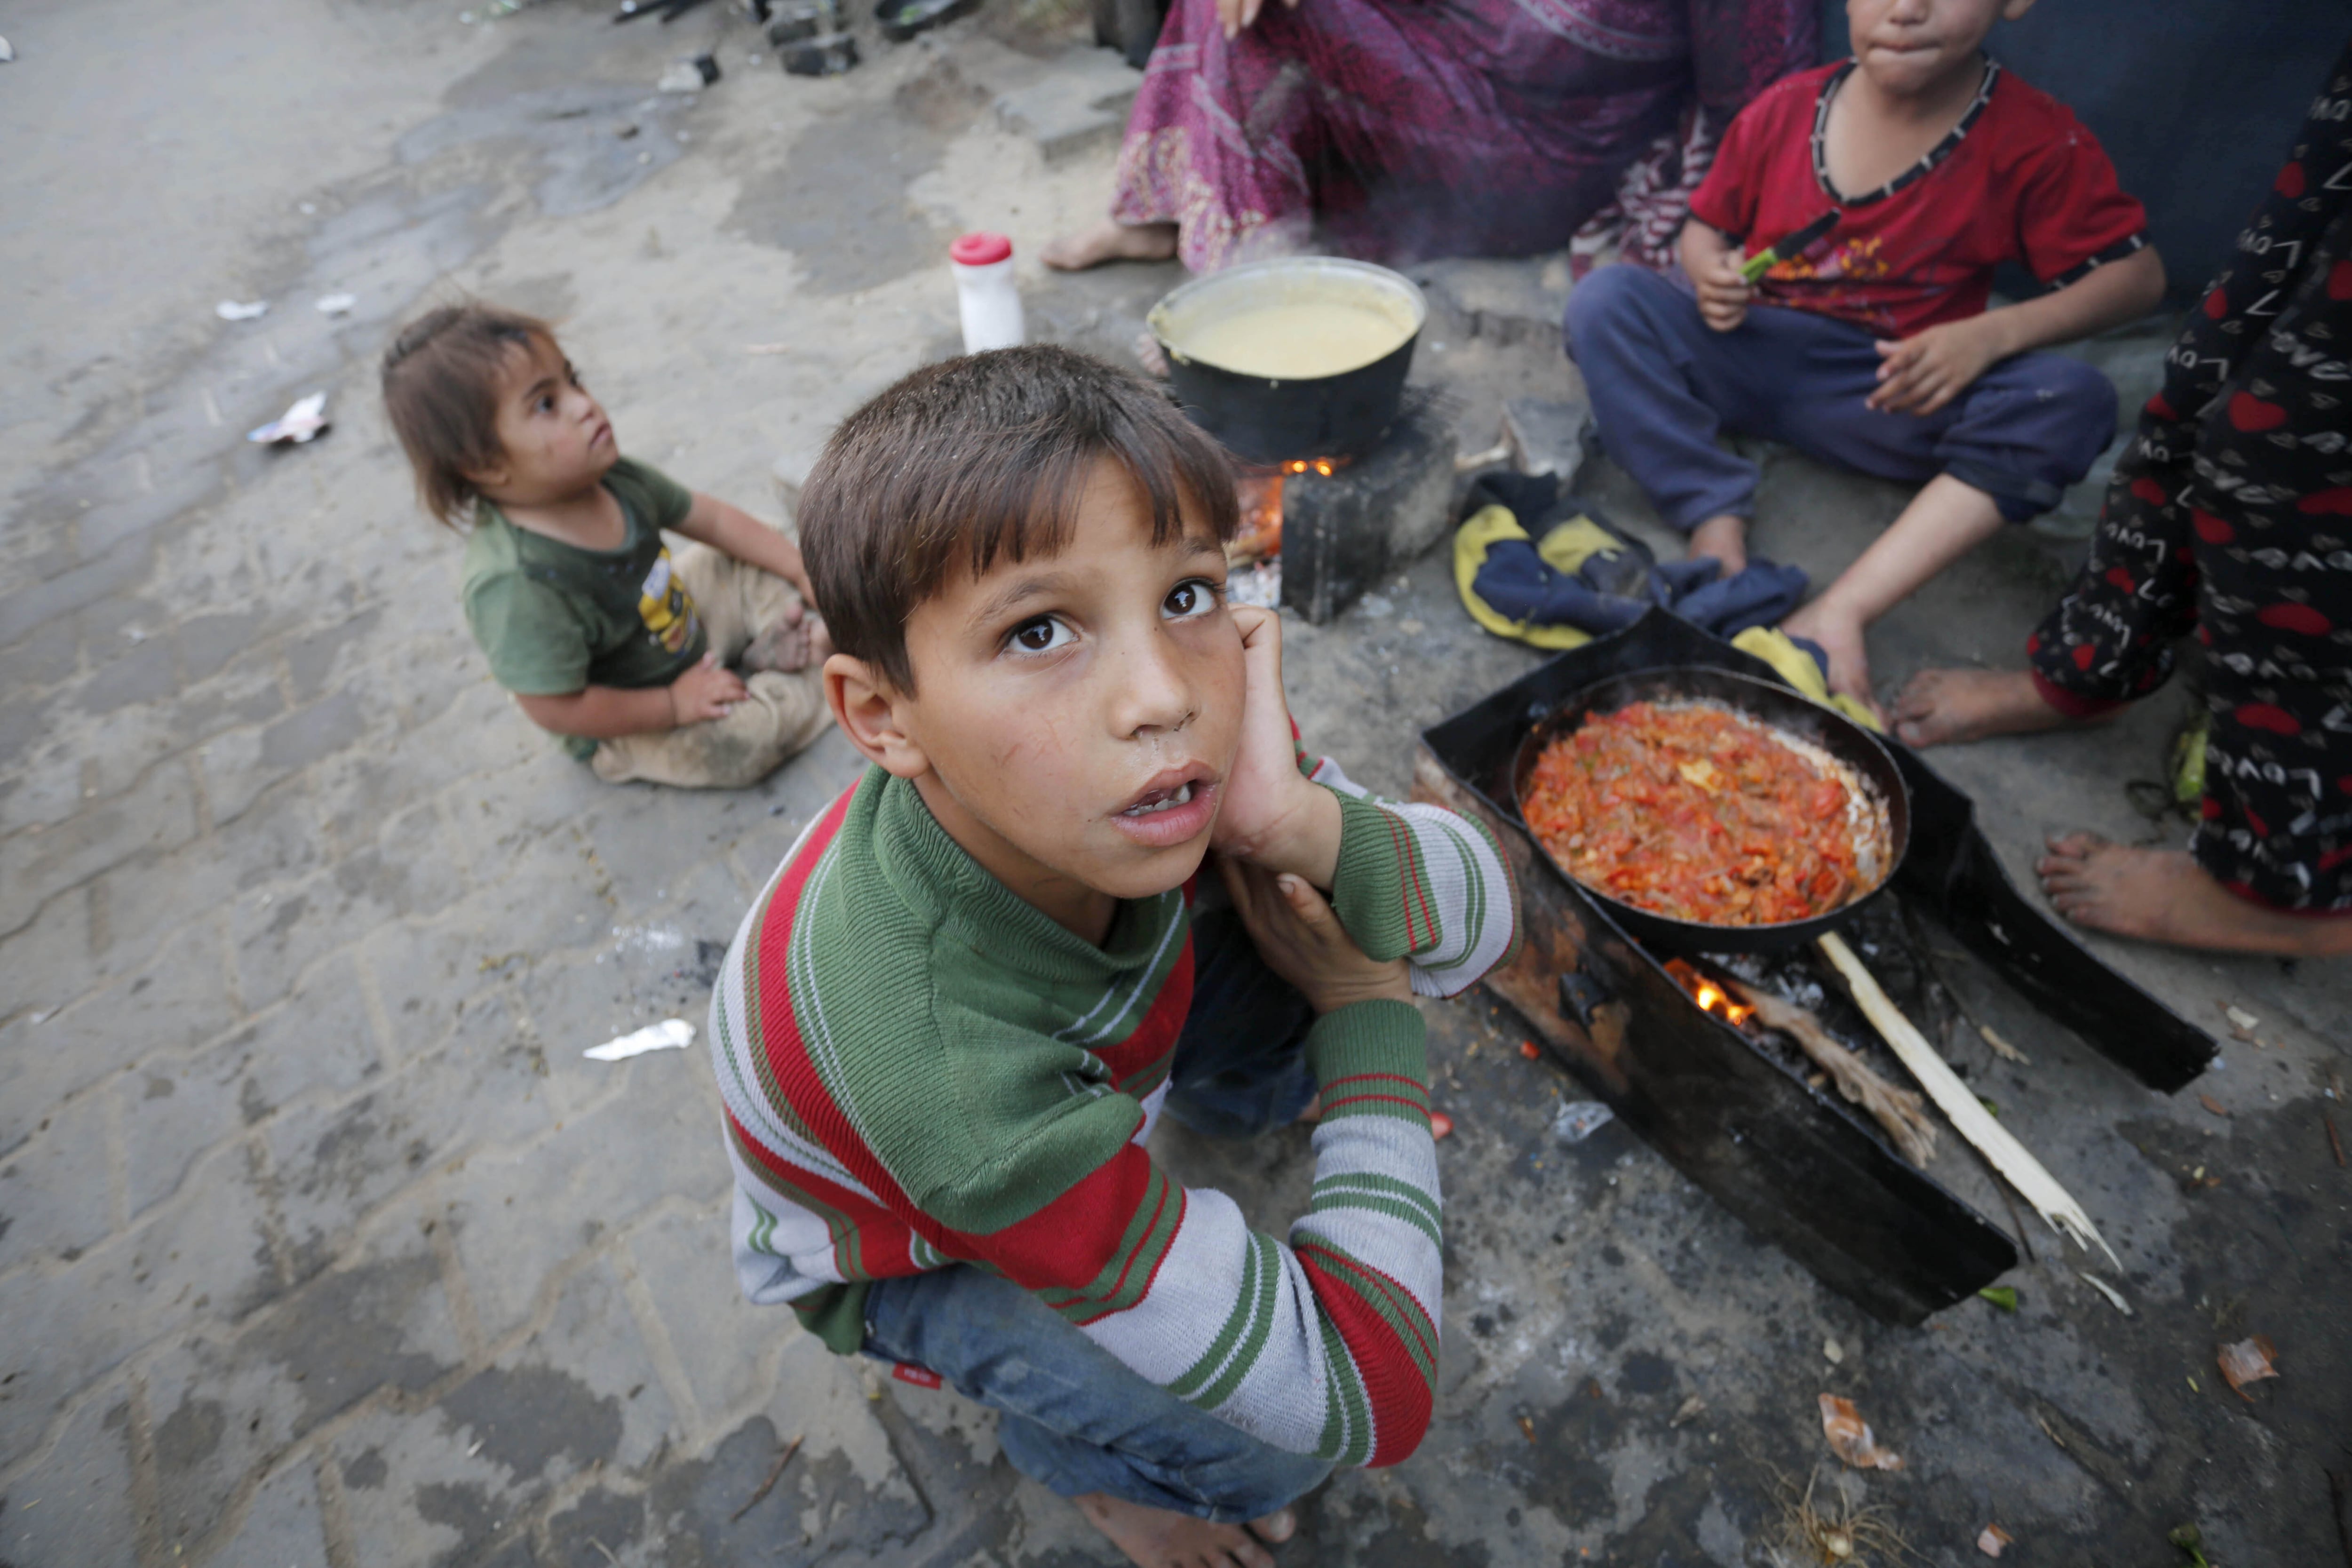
[1043,0,1816,275]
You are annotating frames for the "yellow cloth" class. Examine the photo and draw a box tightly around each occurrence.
[1451,504,1632,651]
[1730,626,1885,733]
[1453,507,1884,735]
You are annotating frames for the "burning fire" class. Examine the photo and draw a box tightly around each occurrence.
[1664,958,1757,1028]
[1228,457,1347,565]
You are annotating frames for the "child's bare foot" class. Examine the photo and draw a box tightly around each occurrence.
[1686,514,1748,577]
[1042,220,1179,271]
[1074,1493,1295,1568]
[743,621,812,675]
[1780,600,1878,716]
[1891,668,2084,748]
[2036,833,2352,956]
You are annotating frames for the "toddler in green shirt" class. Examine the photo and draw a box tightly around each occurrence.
[381,302,831,787]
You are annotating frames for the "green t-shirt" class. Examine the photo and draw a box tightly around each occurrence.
[461,458,707,757]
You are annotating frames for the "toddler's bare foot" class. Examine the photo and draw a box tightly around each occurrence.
[1043,220,1179,271]
[2037,833,2352,956]
[1892,668,2086,748]
[1780,601,1878,717]
[1074,1493,1295,1568]
[804,613,834,664]
[1686,514,1748,577]
[742,621,812,675]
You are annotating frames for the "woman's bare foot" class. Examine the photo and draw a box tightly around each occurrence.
[2036,833,2352,956]
[1043,220,1180,271]
[1686,514,1748,577]
[1780,600,1878,717]
[1074,1494,1296,1568]
[1891,668,2087,748]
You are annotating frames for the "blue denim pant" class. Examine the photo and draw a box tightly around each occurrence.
[1564,263,2117,529]
[859,904,1335,1519]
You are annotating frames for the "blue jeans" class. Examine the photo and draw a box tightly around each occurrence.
[1564,263,2117,529]
[859,904,1333,1519]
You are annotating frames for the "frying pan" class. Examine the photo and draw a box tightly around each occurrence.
[1511,667,1912,955]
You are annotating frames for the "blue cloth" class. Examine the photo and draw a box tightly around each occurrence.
[858,901,1331,1520]
[1462,471,1809,641]
[1564,263,2118,528]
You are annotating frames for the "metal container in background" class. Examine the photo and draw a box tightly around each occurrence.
[1147,257,1425,463]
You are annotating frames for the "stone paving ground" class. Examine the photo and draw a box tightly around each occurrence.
[2,3,2348,1566]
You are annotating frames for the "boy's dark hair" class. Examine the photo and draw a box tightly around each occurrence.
[800,346,1239,692]
[381,302,562,527]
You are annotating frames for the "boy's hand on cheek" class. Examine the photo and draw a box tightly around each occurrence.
[1217,856,1411,1014]
[1869,318,2002,416]
[1210,605,1343,887]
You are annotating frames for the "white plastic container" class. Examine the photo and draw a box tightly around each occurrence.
[950,232,1025,354]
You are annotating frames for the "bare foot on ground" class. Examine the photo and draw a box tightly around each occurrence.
[2036,833,2352,956]
[743,614,834,675]
[1042,220,1179,271]
[1779,600,1879,718]
[1686,514,1748,577]
[1074,1494,1295,1568]
[1891,668,2090,748]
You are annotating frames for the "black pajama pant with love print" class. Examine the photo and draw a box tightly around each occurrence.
[2026,39,2352,915]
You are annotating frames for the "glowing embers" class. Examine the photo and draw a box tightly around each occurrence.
[1228,456,1349,567]
[1663,957,1757,1029]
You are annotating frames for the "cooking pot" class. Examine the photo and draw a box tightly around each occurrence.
[1511,667,1913,955]
[1146,257,1425,464]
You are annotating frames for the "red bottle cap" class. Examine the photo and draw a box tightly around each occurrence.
[950,232,1013,266]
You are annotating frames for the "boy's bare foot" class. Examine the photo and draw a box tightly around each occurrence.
[1780,600,1878,717]
[1074,1493,1295,1568]
[1043,220,1180,271]
[2036,833,2352,956]
[1891,668,2083,748]
[1686,514,1748,577]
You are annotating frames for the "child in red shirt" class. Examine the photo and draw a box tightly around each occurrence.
[1566,0,2168,707]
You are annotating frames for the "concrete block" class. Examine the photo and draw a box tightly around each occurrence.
[205,1457,329,1568]
[258,1000,563,1273]
[0,1141,286,1471]
[1503,394,1596,486]
[227,808,466,1012]
[326,1394,545,1568]
[441,1081,723,1343]
[0,1088,117,1274]
[0,1383,141,1568]
[0,758,200,938]
[641,1396,931,1564]
[442,1258,680,1477]
[621,1204,777,1428]
[993,51,1142,166]
[0,921,239,1155]
[195,688,369,827]
[118,950,385,1221]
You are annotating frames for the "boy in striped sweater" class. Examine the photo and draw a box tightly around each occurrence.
[708,347,1519,1566]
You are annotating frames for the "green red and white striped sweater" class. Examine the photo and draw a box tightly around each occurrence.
[706,755,1519,1468]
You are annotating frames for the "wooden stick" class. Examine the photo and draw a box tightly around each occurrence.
[1721,976,1939,1167]
[731,1434,804,1523]
[1817,931,2119,1268]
